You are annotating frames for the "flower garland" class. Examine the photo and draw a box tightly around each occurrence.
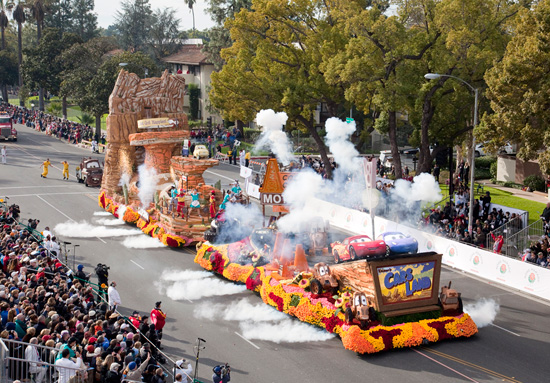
[194,242,479,354]
[98,191,187,247]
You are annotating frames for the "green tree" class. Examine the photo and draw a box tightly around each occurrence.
[0,0,10,102]
[114,0,154,52]
[203,0,252,70]
[148,7,181,60]
[0,50,18,94]
[71,0,98,41]
[188,83,200,120]
[7,0,26,106]
[483,0,550,173]
[29,0,47,110]
[185,0,196,31]
[22,28,82,116]
[211,0,353,178]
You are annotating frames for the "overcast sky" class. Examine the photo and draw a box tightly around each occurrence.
[95,0,216,30]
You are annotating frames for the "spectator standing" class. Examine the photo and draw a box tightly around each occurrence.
[433,164,440,182]
[212,365,230,383]
[25,337,47,383]
[174,359,193,383]
[108,281,122,311]
[1,145,6,164]
[55,348,83,383]
[150,302,166,349]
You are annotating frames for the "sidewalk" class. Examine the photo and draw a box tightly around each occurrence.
[479,180,549,204]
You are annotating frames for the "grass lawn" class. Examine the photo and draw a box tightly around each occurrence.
[438,183,544,225]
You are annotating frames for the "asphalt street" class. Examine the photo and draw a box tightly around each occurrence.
[1,124,550,383]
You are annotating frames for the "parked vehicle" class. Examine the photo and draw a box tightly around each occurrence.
[331,235,388,263]
[376,232,418,255]
[475,142,514,157]
[77,157,103,187]
[193,144,210,159]
[0,113,17,141]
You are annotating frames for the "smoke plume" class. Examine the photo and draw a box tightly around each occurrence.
[464,298,500,328]
[255,109,294,165]
[122,236,165,249]
[118,172,131,188]
[324,117,361,175]
[137,164,157,208]
[54,221,142,238]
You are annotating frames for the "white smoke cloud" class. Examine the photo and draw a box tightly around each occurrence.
[54,221,142,238]
[95,218,126,226]
[391,173,442,205]
[156,269,246,300]
[464,298,500,328]
[137,164,157,208]
[324,117,361,175]
[254,109,294,166]
[118,171,131,187]
[93,212,112,216]
[194,298,334,343]
[216,202,264,243]
[122,236,165,249]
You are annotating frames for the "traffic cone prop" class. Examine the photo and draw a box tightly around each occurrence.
[271,232,284,263]
[294,244,309,272]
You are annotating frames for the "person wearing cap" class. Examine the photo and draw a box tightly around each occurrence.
[106,362,122,383]
[150,302,166,349]
[108,281,121,311]
[76,264,89,284]
[174,358,193,383]
[25,337,47,383]
[124,352,151,381]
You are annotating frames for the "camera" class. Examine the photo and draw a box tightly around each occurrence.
[95,263,109,283]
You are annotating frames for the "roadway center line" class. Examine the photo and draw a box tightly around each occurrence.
[491,323,521,337]
[412,349,480,383]
[234,332,260,350]
[9,143,77,180]
[130,260,145,270]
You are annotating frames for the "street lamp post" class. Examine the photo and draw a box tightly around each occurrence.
[424,73,478,234]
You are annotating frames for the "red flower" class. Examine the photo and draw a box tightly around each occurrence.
[165,236,180,247]
[246,268,261,291]
[269,292,284,311]
[321,315,344,333]
[209,252,225,274]
[369,328,403,350]
[427,319,454,341]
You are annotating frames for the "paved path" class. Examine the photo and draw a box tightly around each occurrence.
[479,180,549,204]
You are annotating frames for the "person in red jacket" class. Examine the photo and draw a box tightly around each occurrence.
[150,302,166,349]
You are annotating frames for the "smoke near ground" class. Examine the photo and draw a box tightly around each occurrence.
[93,211,112,216]
[464,298,500,328]
[194,298,334,343]
[122,236,165,249]
[156,269,247,300]
[95,218,126,226]
[54,221,142,238]
[254,109,294,166]
[214,203,264,243]
[137,164,157,208]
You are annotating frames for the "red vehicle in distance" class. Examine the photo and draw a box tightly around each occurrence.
[0,113,17,141]
[331,235,388,263]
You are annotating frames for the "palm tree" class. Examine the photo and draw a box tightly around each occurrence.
[0,1,9,102]
[30,0,46,110]
[185,0,196,31]
[7,0,26,106]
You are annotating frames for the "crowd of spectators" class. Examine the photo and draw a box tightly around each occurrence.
[0,102,102,146]
[421,187,524,251]
[0,202,193,383]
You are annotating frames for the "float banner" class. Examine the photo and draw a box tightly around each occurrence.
[138,118,173,129]
[368,252,442,314]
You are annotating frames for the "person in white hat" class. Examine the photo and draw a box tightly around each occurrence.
[173,359,193,383]
[108,281,121,311]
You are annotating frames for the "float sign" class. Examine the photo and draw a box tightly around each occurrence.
[261,193,285,205]
[367,252,441,314]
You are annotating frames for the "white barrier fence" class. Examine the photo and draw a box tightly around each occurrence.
[308,198,550,301]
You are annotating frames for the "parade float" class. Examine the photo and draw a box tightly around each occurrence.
[98,70,222,246]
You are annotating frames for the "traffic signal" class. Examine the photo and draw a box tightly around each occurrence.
[207,117,212,128]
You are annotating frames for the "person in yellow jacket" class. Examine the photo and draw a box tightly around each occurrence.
[61,161,70,180]
[245,151,250,167]
[40,158,51,178]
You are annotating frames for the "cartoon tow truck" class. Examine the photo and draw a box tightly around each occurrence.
[77,157,103,187]
[344,292,377,327]
[0,113,17,141]
[309,262,339,295]
[439,281,463,314]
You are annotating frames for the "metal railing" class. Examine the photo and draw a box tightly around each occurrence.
[498,218,547,257]
[0,339,90,383]
[485,213,528,256]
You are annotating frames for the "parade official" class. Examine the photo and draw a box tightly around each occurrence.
[150,301,166,349]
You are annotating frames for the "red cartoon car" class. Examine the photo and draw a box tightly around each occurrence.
[331,235,388,263]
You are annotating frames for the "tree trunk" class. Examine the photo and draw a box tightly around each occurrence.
[0,27,6,104]
[297,115,332,179]
[236,119,245,140]
[39,88,45,111]
[62,96,68,120]
[1,27,4,50]
[95,115,102,141]
[17,22,23,107]
[387,110,402,179]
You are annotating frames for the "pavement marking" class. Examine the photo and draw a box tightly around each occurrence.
[130,260,145,270]
[205,169,236,182]
[412,349,480,383]
[490,323,521,337]
[7,192,92,197]
[8,142,77,180]
[234,332,261,350]
[35,194,107,244]
[36,195,74,221]
[419,348,522,383]
[0,185,81,190]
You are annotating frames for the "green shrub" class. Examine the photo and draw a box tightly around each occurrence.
[244,128,261,141]
[503,181,516,188]
[523,174,546,192]
[474,169,492,180]
[475,156,497,169]
[490,161,497,180]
